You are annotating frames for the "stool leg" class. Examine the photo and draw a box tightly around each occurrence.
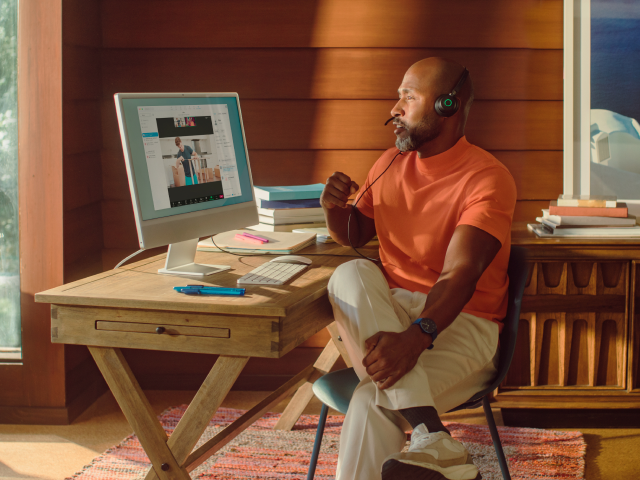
[307,403,329,480]
[482,396,511,480]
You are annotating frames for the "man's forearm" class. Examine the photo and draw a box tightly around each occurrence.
[324,204,360,247]
[410,270,479,349]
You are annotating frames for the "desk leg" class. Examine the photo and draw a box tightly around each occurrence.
[89,346,190,480]
[274,322,350,430]
[144,355,249,480]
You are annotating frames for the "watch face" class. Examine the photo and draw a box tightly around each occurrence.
[420,318,437,334]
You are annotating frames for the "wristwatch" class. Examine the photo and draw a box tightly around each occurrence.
[412,317,438,350]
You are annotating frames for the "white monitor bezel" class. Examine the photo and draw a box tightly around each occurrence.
[114,92,259,249]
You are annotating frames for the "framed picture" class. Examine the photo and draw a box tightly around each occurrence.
[563,0,640,214]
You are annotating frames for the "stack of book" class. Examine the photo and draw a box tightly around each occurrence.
[528,195,640,238]
[248,184,327,232]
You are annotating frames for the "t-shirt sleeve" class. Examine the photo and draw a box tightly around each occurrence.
[458,166,517,245]
[353,166,377,219]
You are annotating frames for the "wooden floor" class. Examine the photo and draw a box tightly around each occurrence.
[0,390,638,479]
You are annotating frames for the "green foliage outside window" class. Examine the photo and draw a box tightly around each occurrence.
[0,0,20,349]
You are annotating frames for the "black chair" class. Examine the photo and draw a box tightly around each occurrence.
[307,246,529,480]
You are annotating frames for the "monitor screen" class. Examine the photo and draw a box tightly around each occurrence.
[120,96,254,221]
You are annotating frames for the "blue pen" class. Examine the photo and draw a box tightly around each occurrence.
[174,285,245,296]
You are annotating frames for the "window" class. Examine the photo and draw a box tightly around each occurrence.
[0,0,20,360]
[563,0,640,217]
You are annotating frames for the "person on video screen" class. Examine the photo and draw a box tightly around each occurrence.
[175,137,199,186]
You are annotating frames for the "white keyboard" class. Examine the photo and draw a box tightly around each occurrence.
[237,262,308,285]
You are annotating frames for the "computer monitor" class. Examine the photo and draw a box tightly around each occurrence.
[114,93,259,276]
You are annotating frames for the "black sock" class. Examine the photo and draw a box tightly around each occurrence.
[399,406,450,435]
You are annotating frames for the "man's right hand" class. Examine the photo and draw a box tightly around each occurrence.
[321,172,359,209]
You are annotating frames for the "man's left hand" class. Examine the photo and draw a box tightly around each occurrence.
[362,326,429,390]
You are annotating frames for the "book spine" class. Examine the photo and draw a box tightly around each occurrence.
[254,189,324,201]
[556,199,617,208]
[548,206,628,218]
[259,198,322,209]
[257,207,324,218]
[258,215,326,225]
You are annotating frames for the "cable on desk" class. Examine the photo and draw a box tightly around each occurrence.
[114,248,146,269]
[113,237,369,273]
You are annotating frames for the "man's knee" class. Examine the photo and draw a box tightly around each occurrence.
[328,259,383,297]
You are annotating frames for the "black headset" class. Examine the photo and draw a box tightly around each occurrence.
[434,67,469,117]
[385,67,470,126]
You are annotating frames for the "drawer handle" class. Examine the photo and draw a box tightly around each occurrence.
[156,326,166,334]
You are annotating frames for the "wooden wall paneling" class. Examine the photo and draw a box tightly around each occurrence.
[102,199,139,250]
[494,152,562,201]
[594,313,627,388]
[63,152,104,211]
[537,262,567,295]
[100,0,562,49]
[534,312,565,386]
[62,0,101,48]
[99,99,564,153]
[235,100,563,151]
[63,203,104,267]
[513,201,552,224]
[0,0,65,416]
[63,100,104,156]
[101,148,130,202]
[63,46,102,101]
[100,48,562,101]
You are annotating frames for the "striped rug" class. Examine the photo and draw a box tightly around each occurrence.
[68,406,586,480]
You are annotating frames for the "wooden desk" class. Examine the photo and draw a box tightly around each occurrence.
[35,244,365,479]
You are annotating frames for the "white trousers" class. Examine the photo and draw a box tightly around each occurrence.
[327,260,500,480]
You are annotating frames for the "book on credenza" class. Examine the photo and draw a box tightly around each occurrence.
[548,201,628,218]
[258,198,321,209]
[529,223,640,237]
[257,206,324,218]
[556,194,618,208]
[247,221,327,232]
[258,214,326,225]
[539,211,637,227]
[198,230,316,254]
[253,184,324,202]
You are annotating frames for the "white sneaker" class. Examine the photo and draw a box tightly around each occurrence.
[381,424,481,480]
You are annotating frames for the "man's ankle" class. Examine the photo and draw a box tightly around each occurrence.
[399,406,450,435]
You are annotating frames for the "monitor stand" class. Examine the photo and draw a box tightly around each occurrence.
[157,238,230,277]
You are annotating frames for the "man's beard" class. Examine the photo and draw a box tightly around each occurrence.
[395,115,443,152]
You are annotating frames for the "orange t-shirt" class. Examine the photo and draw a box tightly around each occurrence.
[355,136,517,327]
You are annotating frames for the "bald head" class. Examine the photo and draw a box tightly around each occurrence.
[391,57,474,157]
[405,57,474,114]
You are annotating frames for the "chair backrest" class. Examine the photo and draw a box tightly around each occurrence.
[462,245,530,404]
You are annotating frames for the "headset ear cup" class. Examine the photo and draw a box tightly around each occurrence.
[434,95,460,117]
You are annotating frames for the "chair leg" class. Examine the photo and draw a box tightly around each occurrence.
[307,403,329,480]
[482,396,511,480]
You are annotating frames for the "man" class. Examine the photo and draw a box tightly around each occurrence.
[175,137,200,185]
[320,57,516,480]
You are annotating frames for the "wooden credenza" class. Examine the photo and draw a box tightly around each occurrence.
[496,223,640,426]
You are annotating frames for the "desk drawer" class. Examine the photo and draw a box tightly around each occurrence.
[96,320,229,339]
